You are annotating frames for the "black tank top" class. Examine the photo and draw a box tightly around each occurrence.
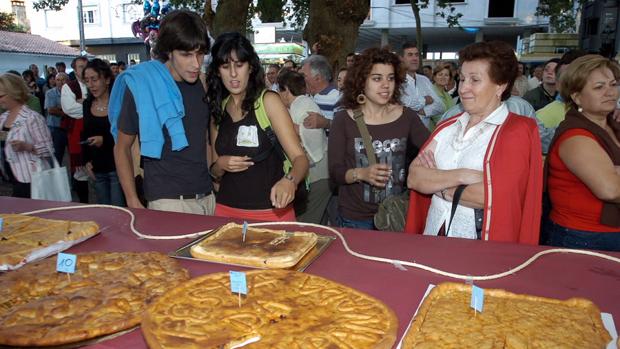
[215,108,284,209]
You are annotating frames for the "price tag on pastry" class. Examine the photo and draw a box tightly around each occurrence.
[56,253,77,274]
[470,285,484,312]
[229,271,248,295]
[0,217,3,232]
[242,221,248,242]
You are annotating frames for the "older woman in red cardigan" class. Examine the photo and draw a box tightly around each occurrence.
[405,41,542,244]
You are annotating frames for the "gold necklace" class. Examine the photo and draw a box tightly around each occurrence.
[94,99,108,112]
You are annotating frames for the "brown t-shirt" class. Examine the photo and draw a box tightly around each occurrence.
[328,108,429,221]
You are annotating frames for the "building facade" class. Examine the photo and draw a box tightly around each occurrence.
[579,0,620,58]
[24,0,147,63]
[359,0,549,56]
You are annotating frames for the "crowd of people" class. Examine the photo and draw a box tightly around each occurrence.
[0,9,618,252]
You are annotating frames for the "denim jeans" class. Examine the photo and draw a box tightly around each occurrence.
[94,171,125,206]
[49,127,67,164]
[544,218,620,252]
[337,214,376,230]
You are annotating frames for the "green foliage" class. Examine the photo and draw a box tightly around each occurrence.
[32,0,69,11]
[0,11,27,32]
[536,0,586,33]
[256,0,284,23]
[284,0,309,30]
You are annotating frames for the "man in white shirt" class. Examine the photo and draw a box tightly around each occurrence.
[399,42,444,129]
[60,55,89,203]
[277,69,330,224]
[60,56,88,119]
[299,55,340,130]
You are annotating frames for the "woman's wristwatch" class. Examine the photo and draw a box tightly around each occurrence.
[284,173,295,183]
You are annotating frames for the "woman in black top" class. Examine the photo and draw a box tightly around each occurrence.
[82,59,125,206]
[206,32,308,221]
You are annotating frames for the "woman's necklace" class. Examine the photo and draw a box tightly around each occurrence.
[94,98,108,113]
[450,120,493,152]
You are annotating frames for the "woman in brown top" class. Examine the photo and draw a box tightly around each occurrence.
[328,47,430,230]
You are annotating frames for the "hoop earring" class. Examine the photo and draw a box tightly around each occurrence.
[356,93,366,105]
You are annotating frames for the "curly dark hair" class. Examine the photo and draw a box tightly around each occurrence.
[340,47,405,110]
[206,32,266,126]
[458,41,518,101]
[82,58,114,103]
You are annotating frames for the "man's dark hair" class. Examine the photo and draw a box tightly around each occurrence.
[110,62,119,67]
[6,70,20,76]
[117,61,126,68]
[283,59,296,69]
[277,70,306,96]
[71,56,88,69]
[153,10,210,62]
[268,63,280,71]
[346,52,355,58]
[555,49,587,76]
[401,41,418,54]
[55,62,66,69]
[544,58,560,70]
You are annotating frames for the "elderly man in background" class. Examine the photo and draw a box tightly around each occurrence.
[299,55,340,130]
[45,72,69,164]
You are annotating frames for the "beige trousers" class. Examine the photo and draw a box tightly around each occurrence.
[148,193,215,215]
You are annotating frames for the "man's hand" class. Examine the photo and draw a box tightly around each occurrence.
[303,112,329,129]
[424,95,434,105]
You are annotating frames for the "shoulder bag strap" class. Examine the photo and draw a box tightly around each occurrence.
[445,184,468,236]
[352,109,377,166]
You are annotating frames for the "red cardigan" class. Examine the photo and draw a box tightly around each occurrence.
[404,112,543,245]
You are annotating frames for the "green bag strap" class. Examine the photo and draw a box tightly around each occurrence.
[253,89,270,132]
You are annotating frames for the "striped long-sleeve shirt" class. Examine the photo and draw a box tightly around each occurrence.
[0,105,53,183]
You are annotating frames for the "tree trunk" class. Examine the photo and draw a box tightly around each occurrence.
[303,0,370,78]
[203,0,251,38]
[410,0,424,66]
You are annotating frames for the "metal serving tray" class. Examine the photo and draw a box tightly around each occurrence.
[169,225,335,272]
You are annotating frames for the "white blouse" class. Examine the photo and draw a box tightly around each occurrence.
[424,103,509,239]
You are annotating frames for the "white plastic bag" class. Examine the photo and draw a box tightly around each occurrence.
[31,156,72,202]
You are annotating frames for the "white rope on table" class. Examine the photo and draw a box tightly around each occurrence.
[19,204,620,281]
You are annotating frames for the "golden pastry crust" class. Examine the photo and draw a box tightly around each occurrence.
[402,282,612,349]
[190,223,318,268]
[142,269,398,349]
[0,251,189,346]
[0,213,100,266]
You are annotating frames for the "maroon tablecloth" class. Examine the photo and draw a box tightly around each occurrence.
[2,197,620,348]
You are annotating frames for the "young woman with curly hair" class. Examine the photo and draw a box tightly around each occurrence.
[328,47,429,230]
